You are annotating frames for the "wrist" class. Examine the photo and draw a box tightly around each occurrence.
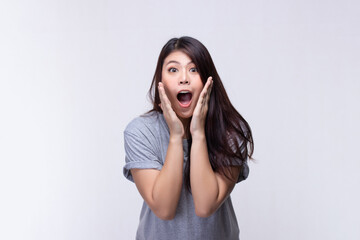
[169,134,183,143]
[191,131,206,141]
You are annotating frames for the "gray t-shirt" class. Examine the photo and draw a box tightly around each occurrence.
[123,111,249,240]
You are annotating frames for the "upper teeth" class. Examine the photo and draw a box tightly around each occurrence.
[179,91,190,94]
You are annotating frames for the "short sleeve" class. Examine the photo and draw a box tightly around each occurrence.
[228,134,250,183]
[123,130,163,183]
[237,160,249,183]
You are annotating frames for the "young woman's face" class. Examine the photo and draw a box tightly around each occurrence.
[161,50,204,120]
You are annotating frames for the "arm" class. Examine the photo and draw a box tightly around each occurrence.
[190,134,240,218]
[131,135,183,220]
[189,77,240,217]
[131,82,185,220]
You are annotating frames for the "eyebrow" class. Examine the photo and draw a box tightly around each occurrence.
[165,60,194,66]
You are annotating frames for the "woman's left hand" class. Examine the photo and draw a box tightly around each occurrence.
[190,76,213,138]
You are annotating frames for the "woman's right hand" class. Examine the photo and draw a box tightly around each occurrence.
[158,82,184,139]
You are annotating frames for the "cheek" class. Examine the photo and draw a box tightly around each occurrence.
[194,75,204,87]
[161,73,173,87]
[195,80,204,92]
[163,86,171,97]
[162,84,177,101]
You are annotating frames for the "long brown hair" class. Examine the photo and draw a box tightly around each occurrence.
[147,36,254,191]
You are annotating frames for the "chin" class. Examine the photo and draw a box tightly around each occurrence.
[176,109,194,120]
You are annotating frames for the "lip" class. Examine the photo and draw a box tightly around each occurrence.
[177,89,192,95]
[177,89,192,108]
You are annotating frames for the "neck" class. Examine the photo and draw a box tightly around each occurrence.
[179,116,191,139]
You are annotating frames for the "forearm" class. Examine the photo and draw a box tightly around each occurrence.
[152,136,184,219]
[190,134,220,217]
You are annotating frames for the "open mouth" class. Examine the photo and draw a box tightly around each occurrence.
[177,91,192,108]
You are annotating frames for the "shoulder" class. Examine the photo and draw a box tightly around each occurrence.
[125,111,159,133]
[124,111,165,141]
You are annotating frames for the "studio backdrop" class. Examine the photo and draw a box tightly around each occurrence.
[0,0,359,239]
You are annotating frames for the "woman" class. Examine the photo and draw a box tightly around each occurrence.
[123,36,254,240]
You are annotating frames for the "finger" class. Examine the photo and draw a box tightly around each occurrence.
[158,83,170,113]
[158,82,172,105]
[202,77,213,104]
[209,77,214,94]
[199,89,207,105]
[158,83,175,115]
[204,77,212,93]
[158,83,164,104]
[158,82,169,107]
[205,77,213,103]
[198,77,211,103]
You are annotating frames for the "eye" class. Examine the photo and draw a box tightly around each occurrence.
[168,67,177,73]
[190,67,198,72]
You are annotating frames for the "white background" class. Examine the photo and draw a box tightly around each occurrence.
[0,0,359,239]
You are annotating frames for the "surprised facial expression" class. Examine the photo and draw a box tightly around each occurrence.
[161,51,204,121]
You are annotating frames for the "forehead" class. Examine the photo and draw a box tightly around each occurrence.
[163,50,193,65]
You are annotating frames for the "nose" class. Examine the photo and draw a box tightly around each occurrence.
[179,79,189,85]
[179,71,190,85]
